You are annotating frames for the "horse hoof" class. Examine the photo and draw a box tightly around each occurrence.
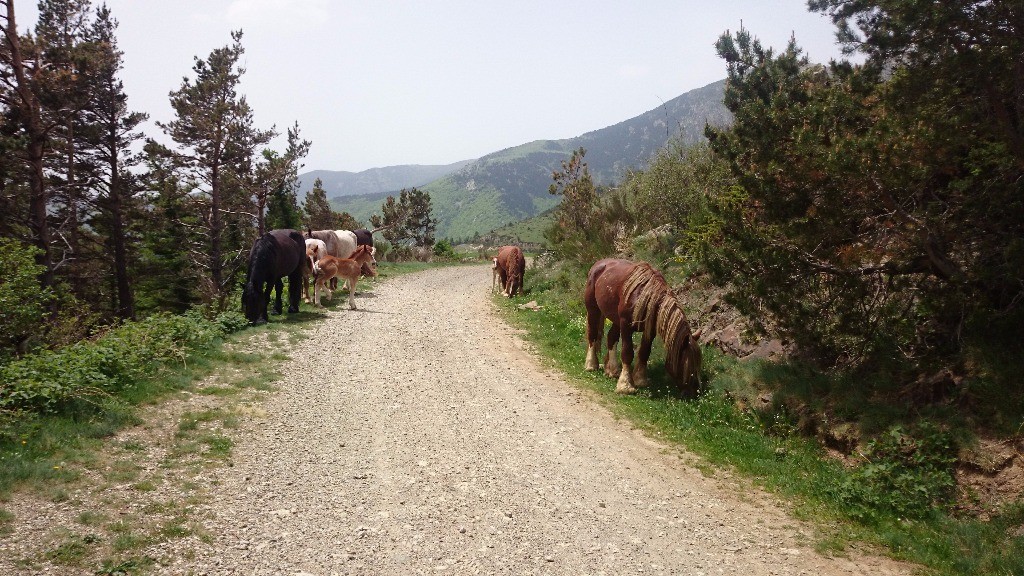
[287,307,299,313]
[616,383,638,394]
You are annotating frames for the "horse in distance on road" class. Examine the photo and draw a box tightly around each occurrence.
[494,245,526,298]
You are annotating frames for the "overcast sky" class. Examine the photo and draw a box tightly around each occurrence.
[16,0,848,173]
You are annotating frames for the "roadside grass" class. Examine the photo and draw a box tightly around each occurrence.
[494,265,1024,576]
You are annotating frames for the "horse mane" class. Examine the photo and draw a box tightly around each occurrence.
[624,262,696,383]
[246,234,278,289]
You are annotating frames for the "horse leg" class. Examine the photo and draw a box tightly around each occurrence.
[313,278,323,308]
[585,308,603,372]
[260,282,273,323]
[616,324,638,394]
[271,279,284,315]
[604,322,621,379]
[633,330,655,389]
[348,277,358,310]
[287,270,301,313]
[303,272,311,304]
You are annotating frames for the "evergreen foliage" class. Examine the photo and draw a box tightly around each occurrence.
[0,239,53,358]
[302,177,344,230]
[703,10,1024,365]
[157,29,275,308]
[370,187,436,248]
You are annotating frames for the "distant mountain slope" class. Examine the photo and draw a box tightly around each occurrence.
[331,79,730,240]
[297,160,473,198]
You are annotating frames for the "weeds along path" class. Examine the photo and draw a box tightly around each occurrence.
[177,264,908,575]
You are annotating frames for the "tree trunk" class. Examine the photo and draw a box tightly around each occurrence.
[210,160,223,302]
[4,3,55,291]
[109,140,135,319]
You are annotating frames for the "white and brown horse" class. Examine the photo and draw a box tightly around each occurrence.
[303,238,328,303]
[311,244,378,309]
[584,259,702,396]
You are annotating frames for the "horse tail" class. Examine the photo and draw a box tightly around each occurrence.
[507,248,523,293]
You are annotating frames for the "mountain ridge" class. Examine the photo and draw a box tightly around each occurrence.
[319,79,730,240]
[297,160,474,199]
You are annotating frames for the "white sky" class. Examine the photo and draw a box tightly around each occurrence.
[16,0,848,173]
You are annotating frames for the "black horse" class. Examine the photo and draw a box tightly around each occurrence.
[353,228,374,247]
[242,229,306,324]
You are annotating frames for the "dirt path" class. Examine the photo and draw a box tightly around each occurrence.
[0,264,915,575]
[158,264,909,575]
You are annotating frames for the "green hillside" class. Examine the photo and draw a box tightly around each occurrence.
[331,79,729,240]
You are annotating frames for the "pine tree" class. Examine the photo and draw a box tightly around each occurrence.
[258,122,309,233]
[302,177,342,230]
[135,142,200,314]
[157,30,274,308]
[370,187,435,247]
[77,4,147,319]
[0,2,60,291]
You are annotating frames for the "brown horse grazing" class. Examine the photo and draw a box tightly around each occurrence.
[242,229,307,324]
[494,245,525,298]
[311,244,378,309]
[584,259,702,396]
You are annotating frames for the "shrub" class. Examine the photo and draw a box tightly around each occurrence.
[432,239,457,261]
[0,239,53,359]
[0,313,225,415]
[836,421,958,523]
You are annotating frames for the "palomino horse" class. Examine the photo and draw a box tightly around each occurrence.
[494,245,525,298]
[242,229,306,324]
[584,259,702,396]
[311,244,378,309]
[303,238,328,303]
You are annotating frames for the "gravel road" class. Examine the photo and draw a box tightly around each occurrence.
[171,263,910,575]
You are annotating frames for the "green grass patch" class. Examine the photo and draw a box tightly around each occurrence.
[96,557,154,575]
[45,533,94,565]
[497,265,1024,576]
[77,509,107,526]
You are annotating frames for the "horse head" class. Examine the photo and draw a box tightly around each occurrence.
[306,243,319,275]
[674,327,703,396]
[355,244,378,277]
